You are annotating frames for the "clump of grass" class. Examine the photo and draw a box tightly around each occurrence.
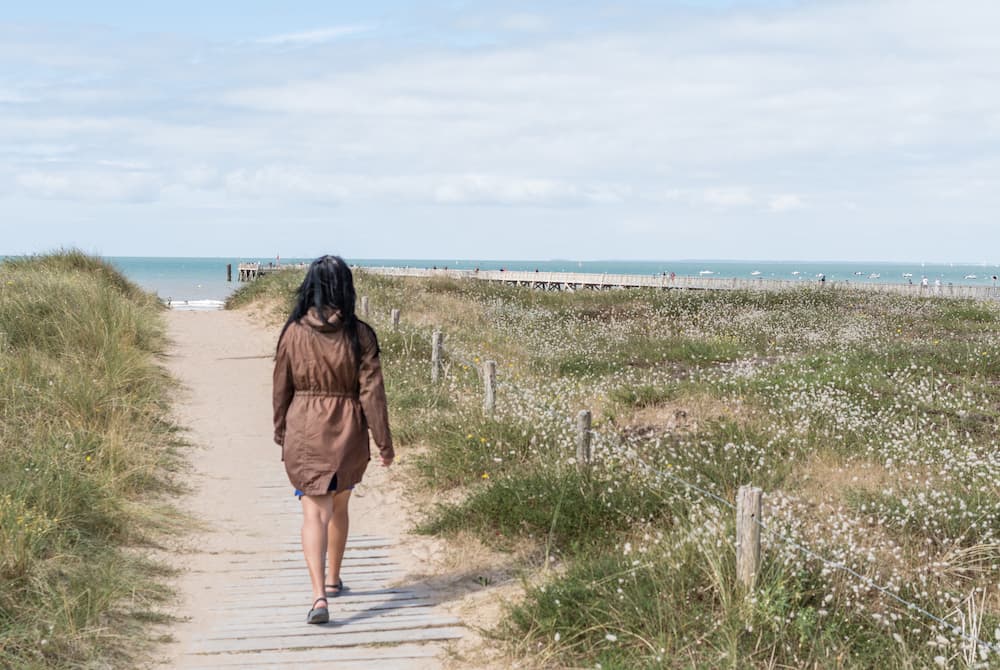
[506,526,933,669]
[419,465,677,556]
[609,383,681,408]
[0,251,182,668]
[224,266,306,313]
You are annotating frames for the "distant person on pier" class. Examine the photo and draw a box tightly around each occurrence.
[273,255,394,625]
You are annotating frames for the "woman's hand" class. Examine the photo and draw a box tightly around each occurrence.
[380,455,394,467]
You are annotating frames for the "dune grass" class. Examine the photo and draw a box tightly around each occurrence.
[0,251,183,668]
[228,268,1000,668]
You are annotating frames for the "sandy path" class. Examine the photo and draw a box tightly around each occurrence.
[156,309,464,668]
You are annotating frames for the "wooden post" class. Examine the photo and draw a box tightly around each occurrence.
[361,296,369,318]
[576,410,592,467]
[391,308,400,331]
[431,331,443,383]
[226,263,232,282]
[483,360,496,414]
[736,485,763,591]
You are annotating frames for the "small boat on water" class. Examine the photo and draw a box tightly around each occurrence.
[699,270,714,275]
[965,274,977,279]
[791,271,801,276]
[902,273,913,278]
[750,270,761,276]
[869,273,881,279]
[854,271,864,276]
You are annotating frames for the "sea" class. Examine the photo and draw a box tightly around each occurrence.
[8,256,1000,309]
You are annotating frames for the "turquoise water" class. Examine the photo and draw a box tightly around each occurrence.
[106,256,314,304]
[8,256,999,302]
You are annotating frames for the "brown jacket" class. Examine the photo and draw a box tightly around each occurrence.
[273,307,393,494]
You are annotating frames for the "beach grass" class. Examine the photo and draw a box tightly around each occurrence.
[228,268,1000,668]
[0,251,183,668]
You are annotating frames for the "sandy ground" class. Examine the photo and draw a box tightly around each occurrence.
[154,308,518,669]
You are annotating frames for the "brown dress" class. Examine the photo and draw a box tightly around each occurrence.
[272,307,393,494]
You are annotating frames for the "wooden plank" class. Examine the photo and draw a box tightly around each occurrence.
[185,657,436,670]
[240,568,402,581]
[195,614,462,640]
[189,625,465,654]
[207,605,436,627]
[253,549,393,559]
[239,566,401,579]
[179,643,439,668]
[209,595,433,613]
[224,563,398,575]
[229,580,404,592]
[206,591,432,613]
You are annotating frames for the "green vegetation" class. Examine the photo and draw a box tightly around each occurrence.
[229,270,1000,668]
[224,266,305,315]
[0,251,182,668]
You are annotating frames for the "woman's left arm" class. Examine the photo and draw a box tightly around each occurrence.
[358,325,394,463]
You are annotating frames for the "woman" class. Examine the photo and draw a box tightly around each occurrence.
[272,255,394,624]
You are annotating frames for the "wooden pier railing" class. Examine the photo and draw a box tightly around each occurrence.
[236,263,306,281]
[357,267,1000,301]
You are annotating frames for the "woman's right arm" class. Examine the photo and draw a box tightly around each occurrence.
[272,330,295,447]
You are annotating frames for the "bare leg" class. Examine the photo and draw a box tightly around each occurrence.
[326,489,352,591]
[301,493,334,605]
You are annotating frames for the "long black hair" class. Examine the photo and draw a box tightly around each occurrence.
[279,255,363,367]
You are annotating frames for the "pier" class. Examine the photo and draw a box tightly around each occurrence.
[233,263,1000,300]
[236,262,306,281]
[359,267,1000,301]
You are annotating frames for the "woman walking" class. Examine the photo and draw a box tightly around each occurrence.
[272,255,394,624]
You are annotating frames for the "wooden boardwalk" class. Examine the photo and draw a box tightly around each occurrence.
[178,533,462,668]
[359,267,1000,301]
[164,310,463,669]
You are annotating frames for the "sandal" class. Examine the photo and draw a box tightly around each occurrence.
[325,579,345,598]
[306,596,329,624]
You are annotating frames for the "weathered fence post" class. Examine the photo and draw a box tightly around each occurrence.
[431,331,443,383]
[736,485,763,591]
[226,263,232,282]
[360,296,369,318]
[483,360,496,414]
[576,410,592,467]
[391,308,400,331]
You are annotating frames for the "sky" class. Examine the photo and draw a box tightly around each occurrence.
[2,0,999,262]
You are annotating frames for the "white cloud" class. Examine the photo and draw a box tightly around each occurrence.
[702,188,754,208]
[768,194,805,212]
[0,88,33,103]
[218,167,626,206]
[256,25,372,46]
[16,170,161,203]
[500,14,548,33]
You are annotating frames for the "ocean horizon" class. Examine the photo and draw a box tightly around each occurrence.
[5,255,1000,303]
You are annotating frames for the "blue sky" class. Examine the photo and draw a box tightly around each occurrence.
[2,0,999,261]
